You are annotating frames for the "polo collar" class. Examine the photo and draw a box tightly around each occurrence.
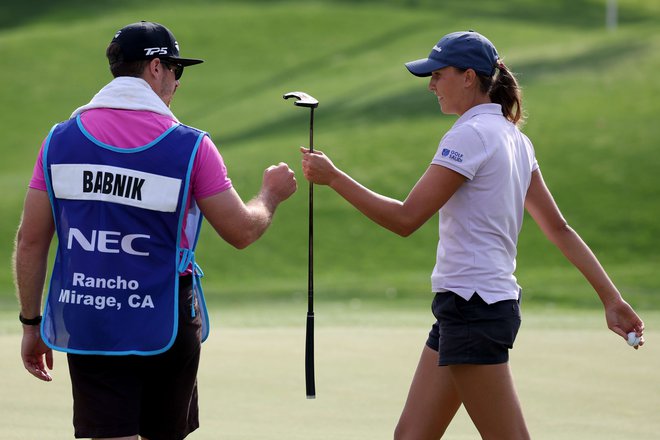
[453,103,503,128]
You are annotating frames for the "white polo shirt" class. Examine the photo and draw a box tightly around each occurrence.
[431,103,538,304]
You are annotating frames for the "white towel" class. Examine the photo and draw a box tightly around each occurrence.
[70,76,178,121]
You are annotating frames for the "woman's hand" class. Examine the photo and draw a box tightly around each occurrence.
[604,299,645,349]
[300,147,341,186]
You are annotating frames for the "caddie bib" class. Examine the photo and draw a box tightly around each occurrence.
[41,115,209,355]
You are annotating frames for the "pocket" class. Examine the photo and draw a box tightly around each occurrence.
[431,292,461,321]
[511,300,521,319]
[431,293,444,320]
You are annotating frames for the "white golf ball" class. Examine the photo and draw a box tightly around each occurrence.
[627,332,640,347]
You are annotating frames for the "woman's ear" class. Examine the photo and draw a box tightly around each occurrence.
[463,68,478,88]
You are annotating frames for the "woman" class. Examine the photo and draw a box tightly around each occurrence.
[300,30,644,439]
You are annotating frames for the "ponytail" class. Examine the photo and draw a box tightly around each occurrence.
[478,61,525,126]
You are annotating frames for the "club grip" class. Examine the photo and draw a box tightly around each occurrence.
[305,312,316,398]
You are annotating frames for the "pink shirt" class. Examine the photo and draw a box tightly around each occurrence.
[31,108,233,248]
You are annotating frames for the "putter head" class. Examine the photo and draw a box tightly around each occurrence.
[283,91,319,108]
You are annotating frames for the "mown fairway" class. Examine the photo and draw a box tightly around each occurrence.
[1,0,659,308]
[1,0,659,438]
[1,309,659,439]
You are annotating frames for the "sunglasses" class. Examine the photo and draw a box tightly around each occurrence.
[161,60,184,80]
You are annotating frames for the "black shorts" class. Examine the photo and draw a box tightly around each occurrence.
[426,291,521,366]
[67,275,202,440]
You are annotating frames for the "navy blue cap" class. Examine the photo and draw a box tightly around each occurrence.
[405,31,498,77]
[110,21,204,66]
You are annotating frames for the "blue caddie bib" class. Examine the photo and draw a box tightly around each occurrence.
[41,115,210,355]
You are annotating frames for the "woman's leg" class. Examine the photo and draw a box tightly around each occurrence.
[449,363,530,440]
[94,437,138,440]
[394,346,462,440]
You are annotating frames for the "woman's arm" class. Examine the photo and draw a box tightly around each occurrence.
[301,148,465,237]
[524,169,644,345]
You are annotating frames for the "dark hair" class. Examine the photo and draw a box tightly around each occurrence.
[106,42,150,78]
[477,61,525,126]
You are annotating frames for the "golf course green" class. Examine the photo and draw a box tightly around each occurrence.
[1,1,658,438]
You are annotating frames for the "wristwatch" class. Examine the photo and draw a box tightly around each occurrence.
[19,313,42,326]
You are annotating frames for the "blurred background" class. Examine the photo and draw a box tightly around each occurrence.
[1,0,658,314]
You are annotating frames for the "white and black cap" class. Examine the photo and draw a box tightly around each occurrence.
[110,21,204,66]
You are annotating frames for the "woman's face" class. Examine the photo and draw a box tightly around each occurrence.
[428,66,466,115]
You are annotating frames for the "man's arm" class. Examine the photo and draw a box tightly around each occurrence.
[197,162,297,249]
[13,188,55,380]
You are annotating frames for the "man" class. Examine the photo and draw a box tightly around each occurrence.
[14,21,297,439]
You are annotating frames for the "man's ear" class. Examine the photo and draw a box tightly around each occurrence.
[140,58,163,92]
[144,58,162,80]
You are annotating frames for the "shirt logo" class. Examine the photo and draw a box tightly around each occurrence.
[442,148,463,163]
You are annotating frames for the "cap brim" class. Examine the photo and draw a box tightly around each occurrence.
[163,56,204,67]
[404,57,448,77]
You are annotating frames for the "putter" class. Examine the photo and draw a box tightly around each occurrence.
[283,91,318,399]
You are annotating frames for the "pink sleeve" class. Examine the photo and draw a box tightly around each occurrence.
[28,139,48,191]
[30,132,231,198]
[191,135,232,200]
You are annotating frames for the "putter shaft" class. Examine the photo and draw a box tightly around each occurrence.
[283,91,318,398]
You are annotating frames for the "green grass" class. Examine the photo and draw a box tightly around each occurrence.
[1,3,659,438]
[0,0,660,302]
[1,309,659,439]
[2,0,659,311]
